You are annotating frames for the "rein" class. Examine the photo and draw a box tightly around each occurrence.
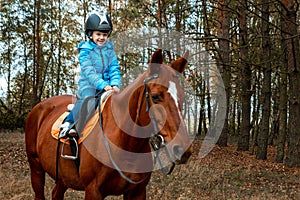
[98,93,148,185]
[98,73,175,185]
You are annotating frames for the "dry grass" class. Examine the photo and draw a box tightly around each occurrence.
[0,132,299,200]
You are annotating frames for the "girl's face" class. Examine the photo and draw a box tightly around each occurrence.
[90,31,109,46]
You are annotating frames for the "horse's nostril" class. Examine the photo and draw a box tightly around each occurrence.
[173,145,184,160]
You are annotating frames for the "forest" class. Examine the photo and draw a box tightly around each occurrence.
[0,0,299,169]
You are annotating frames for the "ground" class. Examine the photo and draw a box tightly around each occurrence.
[0,132,299,199]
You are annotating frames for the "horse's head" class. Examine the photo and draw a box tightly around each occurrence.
[141,49,192,165]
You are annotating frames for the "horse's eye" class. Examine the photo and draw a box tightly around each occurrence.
[151,94,161,103]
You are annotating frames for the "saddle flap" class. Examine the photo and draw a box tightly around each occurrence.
[51,91,112,144]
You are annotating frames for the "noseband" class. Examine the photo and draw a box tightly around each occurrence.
[143,73,176,175]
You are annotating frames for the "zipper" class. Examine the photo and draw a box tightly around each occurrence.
[99,48,105,75]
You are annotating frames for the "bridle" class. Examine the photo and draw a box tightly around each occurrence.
[99,73,176,185]
[143,73,176,175]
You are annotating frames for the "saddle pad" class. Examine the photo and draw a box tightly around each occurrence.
[51,92,112,144]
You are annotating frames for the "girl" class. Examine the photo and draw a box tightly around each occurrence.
[60,11,121,137]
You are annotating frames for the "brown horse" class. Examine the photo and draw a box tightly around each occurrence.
[25,49,192,200]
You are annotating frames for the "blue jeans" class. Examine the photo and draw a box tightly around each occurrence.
[64,88,99,124]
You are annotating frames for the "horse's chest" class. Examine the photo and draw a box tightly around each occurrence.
[99,172,150,195]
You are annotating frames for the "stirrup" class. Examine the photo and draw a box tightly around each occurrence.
[61,137,78,160]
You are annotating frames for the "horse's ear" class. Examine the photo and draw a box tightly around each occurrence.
[149,49,163,74]
[170,51,189,73]
[150,49,163,64]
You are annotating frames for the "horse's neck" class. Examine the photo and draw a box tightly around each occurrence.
[112,72,147,124]
[109,73,151,150]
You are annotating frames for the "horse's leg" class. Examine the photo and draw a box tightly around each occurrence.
[84,184,104,200]
[51,180,67,200]
[123,187,146,200]
[28,156,46,200]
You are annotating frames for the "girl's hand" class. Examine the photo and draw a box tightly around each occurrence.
[104,85,113,91]
[112,86,120,93]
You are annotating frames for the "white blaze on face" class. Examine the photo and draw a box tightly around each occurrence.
[168,81,179,110]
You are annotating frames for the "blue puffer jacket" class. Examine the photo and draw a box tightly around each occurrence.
[77,39,121,93]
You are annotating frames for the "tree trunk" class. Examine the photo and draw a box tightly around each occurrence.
[56,0,62,95]
[32,0,42,106]
[198,82,208,136]
[19,34,29,115]
[216,0,230,146]
[276,5,288,162]
[237,0,251,151]
[6,37,12,110]
[256,0,271,160]
[282,0,300,167]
